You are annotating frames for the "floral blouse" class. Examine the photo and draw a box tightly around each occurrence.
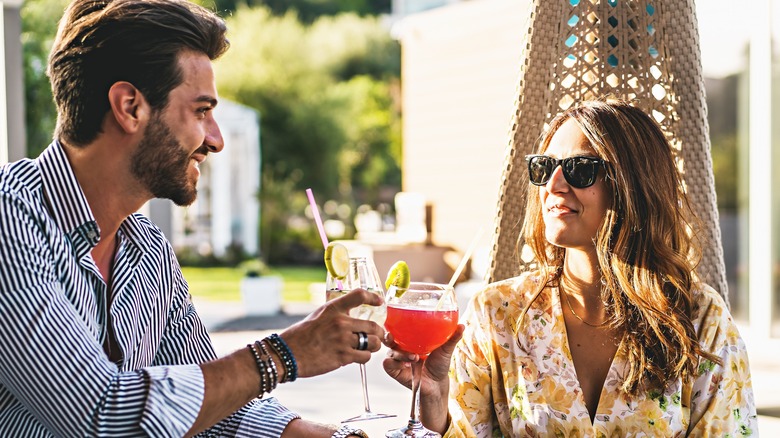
[445,272,757,437]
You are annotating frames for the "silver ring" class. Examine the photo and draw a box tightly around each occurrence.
[357,332,368,351]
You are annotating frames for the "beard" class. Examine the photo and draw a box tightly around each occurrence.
[130,113,205,206]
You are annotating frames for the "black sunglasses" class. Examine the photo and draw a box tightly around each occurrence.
[526,154,606,188]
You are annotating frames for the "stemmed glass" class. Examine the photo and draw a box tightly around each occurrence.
[384,282,459,438]
[326,257,395,422]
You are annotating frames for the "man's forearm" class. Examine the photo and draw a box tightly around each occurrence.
[187,347,262,436]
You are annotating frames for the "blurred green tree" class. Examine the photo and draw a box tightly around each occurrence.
[214,6,401,261]
[704,75,739,213]
[710,134,738,212]
[21,0,68,158]
[199,0,391,22]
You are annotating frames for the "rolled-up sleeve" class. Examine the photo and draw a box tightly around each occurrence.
[141,365,205,436]
[157,258,300,437]
[235,398,300,437]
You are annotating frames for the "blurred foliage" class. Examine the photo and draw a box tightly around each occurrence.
[197,0,391,23]
[238,258,271,277]
[710,134,738,212]
[215,6,401,262]
[704,74,739,213]
[20,0,68,158]
[259,166,323,265]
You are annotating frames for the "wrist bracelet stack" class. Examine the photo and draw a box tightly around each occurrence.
[247,342,277,394]
[265,333,298,382]
[255,339,278,385]
[247,333,299,395]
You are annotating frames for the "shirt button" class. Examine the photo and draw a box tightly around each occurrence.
[87,230,97,240]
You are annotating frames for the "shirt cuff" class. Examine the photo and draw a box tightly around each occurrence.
[140,364,204,437]
[235,397,300,437]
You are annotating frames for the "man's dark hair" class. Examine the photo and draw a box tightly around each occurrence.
[47,0,229,146]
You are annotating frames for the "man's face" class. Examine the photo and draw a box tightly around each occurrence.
[130,51,223,206]
[130,112,204,206]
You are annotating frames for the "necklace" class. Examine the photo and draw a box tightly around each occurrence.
[560,282,609,328]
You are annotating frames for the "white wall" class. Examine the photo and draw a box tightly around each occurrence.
[399,0,530,255]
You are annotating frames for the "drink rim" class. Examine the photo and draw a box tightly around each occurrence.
[387,282,458,311]
[387,303,458,311]
[403,281,453,291]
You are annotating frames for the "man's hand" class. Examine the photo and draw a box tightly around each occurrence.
[280,289,385,378]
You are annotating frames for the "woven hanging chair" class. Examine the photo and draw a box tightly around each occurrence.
[487,0,729,303]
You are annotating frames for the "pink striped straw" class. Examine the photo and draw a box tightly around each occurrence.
[306,188,329,249]
[306,188,344,289]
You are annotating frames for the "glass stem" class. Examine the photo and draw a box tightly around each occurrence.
[408,359,425,428]
[359,363,372,413]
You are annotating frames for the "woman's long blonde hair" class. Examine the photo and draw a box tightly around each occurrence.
[521,99,719,394]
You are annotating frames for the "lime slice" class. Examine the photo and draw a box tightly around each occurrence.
[385,260,410,297]
[324,242,349,280]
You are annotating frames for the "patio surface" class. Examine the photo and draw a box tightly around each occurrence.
[196,298,780,437]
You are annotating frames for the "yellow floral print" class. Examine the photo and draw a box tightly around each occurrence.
[444,272,757,437]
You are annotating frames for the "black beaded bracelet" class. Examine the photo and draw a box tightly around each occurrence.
[266,333,298,382]
[255,340,278,388]
[247,343,267,394]
[247,343,275,394]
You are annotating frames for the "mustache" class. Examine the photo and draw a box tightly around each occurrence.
[192,145,210,157]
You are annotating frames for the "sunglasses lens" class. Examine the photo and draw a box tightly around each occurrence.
[528,156,555,185]
[564,157,600,188]
[527,155,602,188]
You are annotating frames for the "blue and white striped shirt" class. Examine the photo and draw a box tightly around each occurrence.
[0,141,298,437]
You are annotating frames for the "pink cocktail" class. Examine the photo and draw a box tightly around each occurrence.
[385,306,458,359]
[384,282,458,438]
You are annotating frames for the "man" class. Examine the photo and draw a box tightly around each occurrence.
[0,0,380,436]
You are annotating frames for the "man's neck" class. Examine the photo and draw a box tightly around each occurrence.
[92,234,118,283]
[60,138,150,242]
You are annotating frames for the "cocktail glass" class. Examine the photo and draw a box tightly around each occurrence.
[327,257,394,422]
[384,282,458,438]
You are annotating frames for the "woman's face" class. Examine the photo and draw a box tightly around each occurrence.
[539,118,611,252]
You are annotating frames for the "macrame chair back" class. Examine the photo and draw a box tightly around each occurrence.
[487,0,729,302]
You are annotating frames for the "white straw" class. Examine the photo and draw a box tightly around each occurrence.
[436,227,484,311]
[447,226,485,288]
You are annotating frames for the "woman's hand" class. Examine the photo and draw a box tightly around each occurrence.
[382,324,465,434]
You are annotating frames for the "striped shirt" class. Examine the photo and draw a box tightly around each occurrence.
[0,141,299,437]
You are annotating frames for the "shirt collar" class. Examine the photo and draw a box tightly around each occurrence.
[37,140,99,244]
[36,140,153,255]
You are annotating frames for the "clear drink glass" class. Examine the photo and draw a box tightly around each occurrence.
[384,282,459,438]
[325,270,347,302]
[326,257,394,422]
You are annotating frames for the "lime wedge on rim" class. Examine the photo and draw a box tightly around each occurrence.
[385,260,410,297]
[324,242,349,280]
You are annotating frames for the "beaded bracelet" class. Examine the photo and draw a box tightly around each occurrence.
[247,343,275,394]
[255,339,278,388]
[265,333,298,382]
[247,343,267,394]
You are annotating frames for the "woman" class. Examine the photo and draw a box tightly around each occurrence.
[384,99,756,437]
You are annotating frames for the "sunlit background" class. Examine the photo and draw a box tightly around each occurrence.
[1,0,779,433]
